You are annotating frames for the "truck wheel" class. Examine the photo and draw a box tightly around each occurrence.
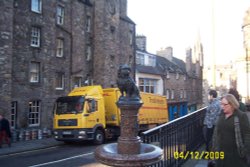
[93,129,104,145]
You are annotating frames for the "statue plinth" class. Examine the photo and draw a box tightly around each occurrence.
[95,96,162,167]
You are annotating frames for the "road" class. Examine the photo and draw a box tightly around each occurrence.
[0,142,109,167]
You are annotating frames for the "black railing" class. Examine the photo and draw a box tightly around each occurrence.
[142,107,207,167]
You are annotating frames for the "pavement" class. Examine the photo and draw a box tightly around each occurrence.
[0,137,207,167]
[0,137,64,157]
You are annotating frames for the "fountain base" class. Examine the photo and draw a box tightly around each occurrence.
[95,143,162,167]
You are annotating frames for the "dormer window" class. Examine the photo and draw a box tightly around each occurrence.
[176,72,179,80]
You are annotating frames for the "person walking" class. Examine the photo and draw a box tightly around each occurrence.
[212,94,250,167]
[203,90,221,151]
[0,113,12,148]
[228,88,246,112]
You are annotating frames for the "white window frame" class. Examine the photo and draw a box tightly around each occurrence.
[184,74,186,80]
[176,72,179,80]
[56,73,64,90]
[171,89,175,99]
[148,55,156,67]
[180,89,183,99]
[31,27,41,47]
[31,0,42,13]
[166,89,170,99]
[136,53,144,65]
[139,78,157,94]
[28,100,40,127]
[86,16,91,32]
[11,101,17,129]
[166,71,170,79]
[73,77,82,88]
[57,5,65,25]
[56,38,64,57]
[30,62,40,83]
[129,31,133,45]
[184,90,187,99]
[86,45,92,61]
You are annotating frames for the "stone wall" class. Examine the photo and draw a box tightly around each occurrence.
[0,0,13,118]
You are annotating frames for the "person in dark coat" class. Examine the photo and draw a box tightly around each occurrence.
[212,94,250,167]
[0,114,11,148]
[228,88,246,112]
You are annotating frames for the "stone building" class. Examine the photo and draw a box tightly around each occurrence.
[241,7,250,104]
[135,35,203,120]
[0,0,135,130]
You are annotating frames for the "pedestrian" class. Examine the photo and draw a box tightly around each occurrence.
[228,88,246,112]
[212,94,250,167]
[203,89,221,151]
[0,113,12,148]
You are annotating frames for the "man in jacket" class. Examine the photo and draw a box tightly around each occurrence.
[203,90,221,151]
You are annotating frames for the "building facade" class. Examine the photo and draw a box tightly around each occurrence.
[135,35,203,120]
[0,0,135,130]
[242,7,250,104]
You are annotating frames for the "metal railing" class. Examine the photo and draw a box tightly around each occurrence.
[142,107,207,167]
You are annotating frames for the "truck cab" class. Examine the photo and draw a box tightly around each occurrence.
[53,86,106,144]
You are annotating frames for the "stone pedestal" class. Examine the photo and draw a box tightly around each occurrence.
[94,96,162,167]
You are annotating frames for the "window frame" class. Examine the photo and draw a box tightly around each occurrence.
[56,38,64,57]
[31,27,41,47]
[30,61,40,83]
[11,101,17,129]
[55,73,65,90]
[28,100,41,127]
[86,45,92,61]
[171,89,175,99]
[136,53,145,65]
[73,77,82,88]
[57,5,65,25]
[31,0,42,13]
[86,16,91,32]
[139,78,158,94]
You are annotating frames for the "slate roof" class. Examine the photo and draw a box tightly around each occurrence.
[136,54,187,76]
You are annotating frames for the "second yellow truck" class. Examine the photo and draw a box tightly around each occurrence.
[53,85,168,144]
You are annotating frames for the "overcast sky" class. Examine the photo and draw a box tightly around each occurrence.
[127,0,250,66]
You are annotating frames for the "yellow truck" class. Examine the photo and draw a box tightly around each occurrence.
[53,85,168,144]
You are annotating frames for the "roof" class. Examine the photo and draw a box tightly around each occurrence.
[136,65,162,75]
[136,52,187,76]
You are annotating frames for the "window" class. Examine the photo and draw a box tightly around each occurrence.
[166,71,170,79]
[56,38,64,57]
[56,73,64,90]
[148,55,156,66]
[176,72,179,80]
[180,90,183,99]
[57,5,64,25]
[31,27,41,47]
[184,74,186,80]
[86,16,91,32]
[184,90,187,99]
[31,0,42,13]
[136,53,144,65]
[86,45,91,61]
[11,101,17,129]
[166,89,170,99]
[28,100,40,126]
[171,89,175,99]
[129,31,133,45]
[139,78,157,93]
[30,62,40,83]
[73,77,82,88]
[87,99,98,113]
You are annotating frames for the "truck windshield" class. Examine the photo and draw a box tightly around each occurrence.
[55,96,85,114]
